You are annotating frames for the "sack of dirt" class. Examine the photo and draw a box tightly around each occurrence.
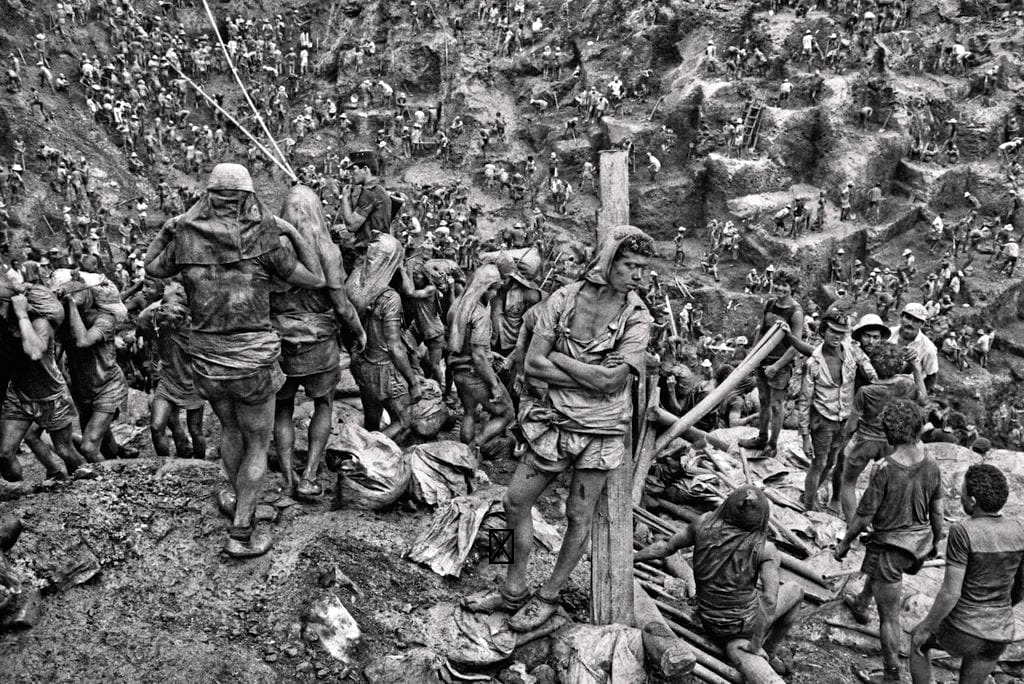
[480,247,543,281]
[331,424,410,510]
[550,623,646,684]
[406,441,478,506]
[303,591,361,664]
[411,379,449,438]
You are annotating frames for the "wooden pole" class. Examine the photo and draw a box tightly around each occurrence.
[596,149,629,246]
[633,581,697,679]
[590,147,633,627]
[630,374,661,506]
[653,322,786,456]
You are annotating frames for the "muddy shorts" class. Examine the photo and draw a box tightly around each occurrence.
[698,606,762,643]
[193,365,286,406]
[809,408,843,467]
[73,377,129,415]
[844,436,892,475]
[350,356,408,403]
[520,408,626,474]
[923,621,1009,661]
[861,543,916,584]
[756,363,792,392]
[154,378,205,411]
[453,367,491,405]
[276,365,342,401]
[2,386,74,431]
[280,337,340,378]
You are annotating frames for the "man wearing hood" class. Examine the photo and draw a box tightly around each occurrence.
[447,264,513,453]
[271,186,365,501]
[636,486,804,671]
[462,226,653,632]
[145,163,325,558]
[345,233,421,443]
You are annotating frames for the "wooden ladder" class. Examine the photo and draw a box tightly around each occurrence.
[741,100,764,150]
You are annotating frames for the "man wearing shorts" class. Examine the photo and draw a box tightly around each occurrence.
[796,312,876,510]
[346,233,421,443]
[836,400,944,684]
[461,226,652,632]
[447,264,513,454]
[836,344,926,521]
[61,279,130,465]
[911,464,1024,684]
[0,279,87,481]
[145,163,325,558]
[740,268,810,459]
[136,282,206,460]
[272,186,365,501]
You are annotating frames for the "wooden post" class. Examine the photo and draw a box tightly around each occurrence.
[596,150,629,245]
[590,147,633,626]
[633,581,697,679]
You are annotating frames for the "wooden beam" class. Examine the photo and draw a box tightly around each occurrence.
[589,147,634,627]
[596,149,630,245]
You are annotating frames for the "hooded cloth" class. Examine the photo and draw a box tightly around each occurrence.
[271,185,342,375]
[584,225,651,285]
[170,164,280,265]
[448,264,501,355]
[692,486,771,626]
[346,233,404,315]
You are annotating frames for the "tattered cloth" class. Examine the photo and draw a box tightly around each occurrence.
[168,193,281,266]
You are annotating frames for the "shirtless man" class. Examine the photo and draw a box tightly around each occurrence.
[462,226,653,630]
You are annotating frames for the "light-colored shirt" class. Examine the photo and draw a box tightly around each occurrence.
[888,327,939,377]
[797,339,877,432]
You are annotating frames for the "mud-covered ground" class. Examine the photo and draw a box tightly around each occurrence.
[0,420,979,683]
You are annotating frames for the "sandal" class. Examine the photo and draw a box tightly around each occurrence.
[508,591,560,632]
[216,490,279,522]
[223,530,273,559]
[296,477,323,501]
[851,665,900,683]
[844,593,871,625]
[461,585,530,613]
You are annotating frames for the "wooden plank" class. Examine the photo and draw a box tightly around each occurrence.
[596,149,630,244]
[590,147,634,627]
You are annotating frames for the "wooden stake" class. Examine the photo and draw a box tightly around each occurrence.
[590,147,633,627]
[653,321,787,456]
[633,581,697,679]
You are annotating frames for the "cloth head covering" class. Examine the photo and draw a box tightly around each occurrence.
[584,225,651,285]
[448,264,501,353]
[346,233,404,315]
[717,485,770,531]
[169,165,278,266]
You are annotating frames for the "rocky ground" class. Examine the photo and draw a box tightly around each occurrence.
[4,0,1024,679]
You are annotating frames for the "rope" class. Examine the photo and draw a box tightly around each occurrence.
[199,0,296,178]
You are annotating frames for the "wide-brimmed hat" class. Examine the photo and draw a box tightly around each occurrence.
[821,312,850,334]
[901,302,929,322]
[852,313,891,341]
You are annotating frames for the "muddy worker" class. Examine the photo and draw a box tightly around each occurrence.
[447,264,514,455]
[271,187,366,502]
[57,273,134,464]
[345,233,421,443]
[835,343,927,521]
[136,282,207,460]
[796,313,876,511]
[635,485,804,674]
[910,464,1024,684]
[740,269,810,460]
[840,182,854,220]
[144,163,326,558]
[837,400,944,684]
[0,276,88,481]
[462,226,653,630]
